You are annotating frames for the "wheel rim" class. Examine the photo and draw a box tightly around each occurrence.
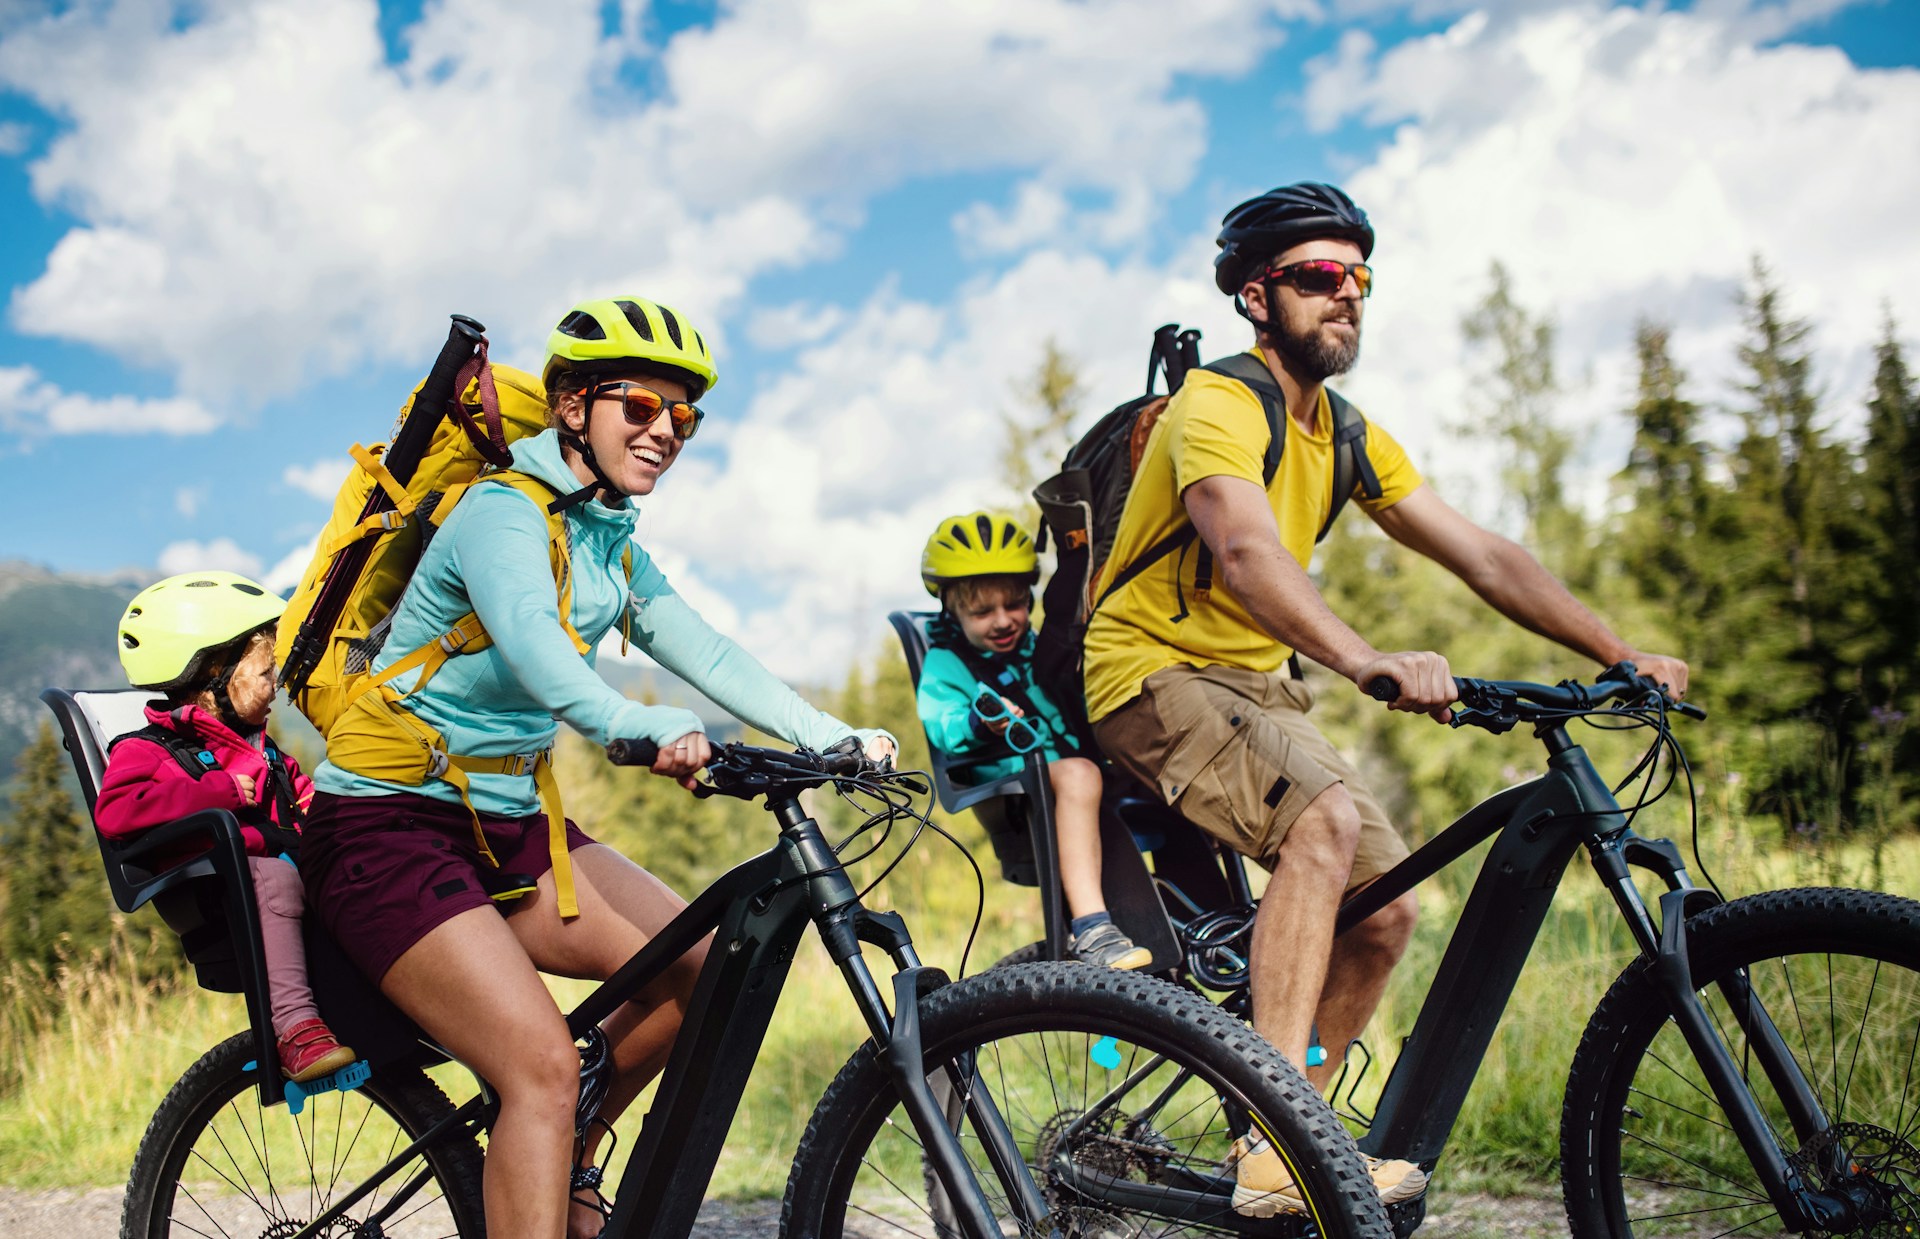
[824,1022,1333,1237]
[1607,946,1920,1237]
[147,1069,472,1238]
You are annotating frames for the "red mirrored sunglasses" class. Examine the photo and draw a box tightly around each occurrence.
[1264,258,1373,299]
[587,382,705,441]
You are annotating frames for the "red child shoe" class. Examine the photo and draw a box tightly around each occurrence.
[277,1018,357,1083]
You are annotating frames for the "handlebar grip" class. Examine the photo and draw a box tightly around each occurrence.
[1365,676,1399,702]
[605,738,660,767]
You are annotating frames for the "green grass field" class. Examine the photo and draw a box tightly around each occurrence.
[1,817,1913,1207]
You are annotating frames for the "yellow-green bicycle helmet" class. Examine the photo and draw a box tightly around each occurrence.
[118,571,286,692]
[921,511,1039,596]
[542,296,719,400]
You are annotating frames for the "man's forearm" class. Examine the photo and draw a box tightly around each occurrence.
[1218,542,1377,679]
[1466,539,1631,666]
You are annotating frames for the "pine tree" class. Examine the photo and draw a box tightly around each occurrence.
[1000,340,1083,518]
[1720,258,1863,832]
[0,723,115,971]
[1613,320,1733,664]
[1860,310,1920,703]
[1458,262,1588,583]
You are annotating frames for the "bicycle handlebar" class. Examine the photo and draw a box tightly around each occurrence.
[604,735,908,800]
[1365,664,1707,732]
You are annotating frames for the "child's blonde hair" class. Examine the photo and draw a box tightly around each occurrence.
[941,575,1033,615]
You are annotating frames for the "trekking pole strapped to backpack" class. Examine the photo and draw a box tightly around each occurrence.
[280,315,487,700]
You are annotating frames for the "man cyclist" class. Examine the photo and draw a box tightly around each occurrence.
[1083,181,1690,1216]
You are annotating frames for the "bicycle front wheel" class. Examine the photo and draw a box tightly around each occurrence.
[1561,887,1920,1238]
[122,1031,487,1239]
[782,961,1390,1238]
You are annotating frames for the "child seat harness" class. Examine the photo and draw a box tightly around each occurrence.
[109,716,304,856]
[926,618,1073,758]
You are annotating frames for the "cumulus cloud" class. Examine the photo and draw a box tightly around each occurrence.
[640,242,1240,681]
[283,458,352,501]
[157,537,264,577]
[0,363,218,435]
[0,0,1297,407]
[1298,4,1920,516]
[261,538,318,595]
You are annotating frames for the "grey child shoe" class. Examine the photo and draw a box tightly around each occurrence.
[1069,921,1153,970]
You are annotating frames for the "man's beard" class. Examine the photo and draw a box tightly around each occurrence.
[1268,302,1361,381]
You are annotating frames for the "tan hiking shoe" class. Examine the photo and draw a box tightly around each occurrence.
[1230,1136,1307,1217]
[1366,1155,1429,1205]
[1230,1137,1429,1217]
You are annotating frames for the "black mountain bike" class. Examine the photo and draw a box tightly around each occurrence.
[120,740,1394,1238]
[1329,665,1920,1237]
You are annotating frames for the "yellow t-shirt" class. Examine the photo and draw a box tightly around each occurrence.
[1083,359,1424,721]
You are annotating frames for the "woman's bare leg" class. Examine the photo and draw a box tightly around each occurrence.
[381,907,581,1239]
[506,843,710,1237]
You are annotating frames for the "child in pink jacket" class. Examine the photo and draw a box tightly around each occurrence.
[97,571,354,1082]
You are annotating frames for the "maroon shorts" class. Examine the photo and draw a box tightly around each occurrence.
[301,790,596,985]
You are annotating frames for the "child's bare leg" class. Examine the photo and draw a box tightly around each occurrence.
[1049,756,1107,919]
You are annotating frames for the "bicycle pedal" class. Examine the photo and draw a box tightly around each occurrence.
[282,1059,372,1117]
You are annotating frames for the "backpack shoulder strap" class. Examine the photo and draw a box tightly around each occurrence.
[109,721,216,781]
[1317,388,1383,544]
[1199,352,1289,486]
[474,470,593,657]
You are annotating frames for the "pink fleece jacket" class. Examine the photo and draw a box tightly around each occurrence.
[94,703,314,858]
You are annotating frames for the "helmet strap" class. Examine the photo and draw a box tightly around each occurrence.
[553,401,623,512]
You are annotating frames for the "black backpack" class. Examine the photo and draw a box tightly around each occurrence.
[1030,324,1381,733]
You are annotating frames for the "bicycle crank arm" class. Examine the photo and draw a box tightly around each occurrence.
[881,968,1059,1239]
[1649,890,1857,1230]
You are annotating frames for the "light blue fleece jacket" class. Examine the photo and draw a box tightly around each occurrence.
[314,429,871,816]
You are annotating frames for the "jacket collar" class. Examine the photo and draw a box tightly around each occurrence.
[511,429,638,528]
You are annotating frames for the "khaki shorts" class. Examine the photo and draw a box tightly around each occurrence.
[1092,663,1409,889]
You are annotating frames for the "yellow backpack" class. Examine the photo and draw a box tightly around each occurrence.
[276,353,625,917]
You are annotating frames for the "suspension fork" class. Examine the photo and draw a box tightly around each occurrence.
[1598,833,1841,1226]
[806,828,1053,1239]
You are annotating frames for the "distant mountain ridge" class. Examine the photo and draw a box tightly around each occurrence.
[0,560,157,776]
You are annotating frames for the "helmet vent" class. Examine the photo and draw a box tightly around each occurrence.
[558,311,606,341]
[976,514,995,547]
[122,634,139,649]
[233,582,265,595]
[659,307,685,349]
[615,300,655,342]
[186,579,216,588]
[691,329,708,358]
[948,522,973,549]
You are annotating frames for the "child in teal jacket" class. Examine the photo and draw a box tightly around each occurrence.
[917,511,1149,970]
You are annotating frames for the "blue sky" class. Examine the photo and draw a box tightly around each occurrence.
[0,0,1915,681]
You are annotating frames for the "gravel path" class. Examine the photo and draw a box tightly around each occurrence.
[0,1183,1581,1236]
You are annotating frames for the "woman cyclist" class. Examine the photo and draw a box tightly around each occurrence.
[301,295,892,1239]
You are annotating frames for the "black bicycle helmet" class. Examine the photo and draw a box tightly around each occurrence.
[1213,182,1375,295]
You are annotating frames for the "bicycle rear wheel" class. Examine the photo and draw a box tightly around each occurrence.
[782,961,1390,1238]
[122,1031,487,1239]
[1561,887,1920,1238]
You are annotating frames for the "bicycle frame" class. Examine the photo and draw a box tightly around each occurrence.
[1333,719,1842,1229]
[292,783,1051,1239]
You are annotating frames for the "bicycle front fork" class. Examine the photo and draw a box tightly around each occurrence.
[819,897,1057,1239]
[1599,835,1852,1230]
